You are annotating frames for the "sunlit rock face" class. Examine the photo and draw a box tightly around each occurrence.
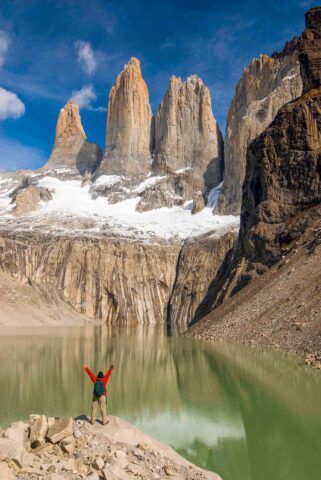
[153,75,223,192]
[97,58,153,180]
[44,100,102,175]
[0,228,237,327]
[215,39,303,215]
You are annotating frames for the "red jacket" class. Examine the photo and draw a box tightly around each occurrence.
[85,366,113,396]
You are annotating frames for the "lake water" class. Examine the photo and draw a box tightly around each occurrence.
[0,326,321,480]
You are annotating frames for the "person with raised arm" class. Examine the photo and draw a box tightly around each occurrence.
[83,364,114,425]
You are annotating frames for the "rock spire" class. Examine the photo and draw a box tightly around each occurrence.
[153,74,223,192]
[45,100,102,175]
[97,57,153,179]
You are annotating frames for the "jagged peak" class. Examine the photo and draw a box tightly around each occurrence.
[305,6,321,31]
[55,100,86,141]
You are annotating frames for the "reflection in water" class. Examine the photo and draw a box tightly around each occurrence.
[0,326,321,480]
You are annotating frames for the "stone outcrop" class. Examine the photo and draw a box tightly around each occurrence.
[0,415,220,479]
[191,191,206,214]
[46,417,73,444]
[215,39,303,215]
[13,185,52,216]
[153,75,223,192]
[45,100,102,175]
[97,58,152,179]
[193,7,321,320]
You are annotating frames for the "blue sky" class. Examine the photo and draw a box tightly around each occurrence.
[0,0,318,171]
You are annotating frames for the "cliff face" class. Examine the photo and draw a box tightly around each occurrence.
[97,58,152,179]
[168,232,237,326]
[215,40,303,215]
[45,101,102,175]
[0,228,236,327]
[0,232,179,325]
[194,6,321,320]
[153,75,223,191]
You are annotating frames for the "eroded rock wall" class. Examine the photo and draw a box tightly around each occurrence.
[215,40,303,215]
[0,233,180,325]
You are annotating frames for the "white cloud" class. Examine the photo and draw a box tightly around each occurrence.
[71,84,96,109]
[0,137,46,172]
[0,31,10,69]
[0,87,25,120]
[75,40,97,75]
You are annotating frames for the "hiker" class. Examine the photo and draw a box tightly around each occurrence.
[83,364,114,425]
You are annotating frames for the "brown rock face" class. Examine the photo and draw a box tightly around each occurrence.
[194,8,321,320]
[45,100,102,175]
[299,7,321,93]
[153,75,223,191]
[215,40,303,215]
[98,58,152,179]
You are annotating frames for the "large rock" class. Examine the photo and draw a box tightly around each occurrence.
[13,185,52,216]
[29,414,48,447]
[46,417,73,444]
[44,100,102,175]
[4,422,29,448]
[153,75,223,193]
[97,58,152,179]
[0,462,15,480]
[194,7,321,319]
[215,39,303,215]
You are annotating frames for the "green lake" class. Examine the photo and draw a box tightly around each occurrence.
[0,326,321,480]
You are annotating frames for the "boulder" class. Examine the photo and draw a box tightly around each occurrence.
[29,414,48,448]
[191,191,206,214]
[14,185,52,216]
[60,434,75,456]
[4,421,28,448]
[46,417,73,444]
[0,462,15,480]
[0,438,31,467]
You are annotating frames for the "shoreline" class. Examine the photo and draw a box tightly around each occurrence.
[0,414,221,480]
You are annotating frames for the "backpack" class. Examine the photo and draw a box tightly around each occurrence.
[93,379,104,398]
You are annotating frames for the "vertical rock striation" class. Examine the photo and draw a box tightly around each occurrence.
[97,57,153,179]
[215,40,303,215]
[153,75,223,192]
[45,100,102,175]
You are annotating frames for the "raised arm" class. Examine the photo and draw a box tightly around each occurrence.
[83,364,96,383]
[103,365,114,385]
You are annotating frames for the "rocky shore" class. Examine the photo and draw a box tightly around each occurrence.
[0,415,220,480]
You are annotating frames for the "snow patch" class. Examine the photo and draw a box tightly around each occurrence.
[175,167,193,174]
[93,175,123,188]
[132,176,166,194]
[0,175,239,240]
